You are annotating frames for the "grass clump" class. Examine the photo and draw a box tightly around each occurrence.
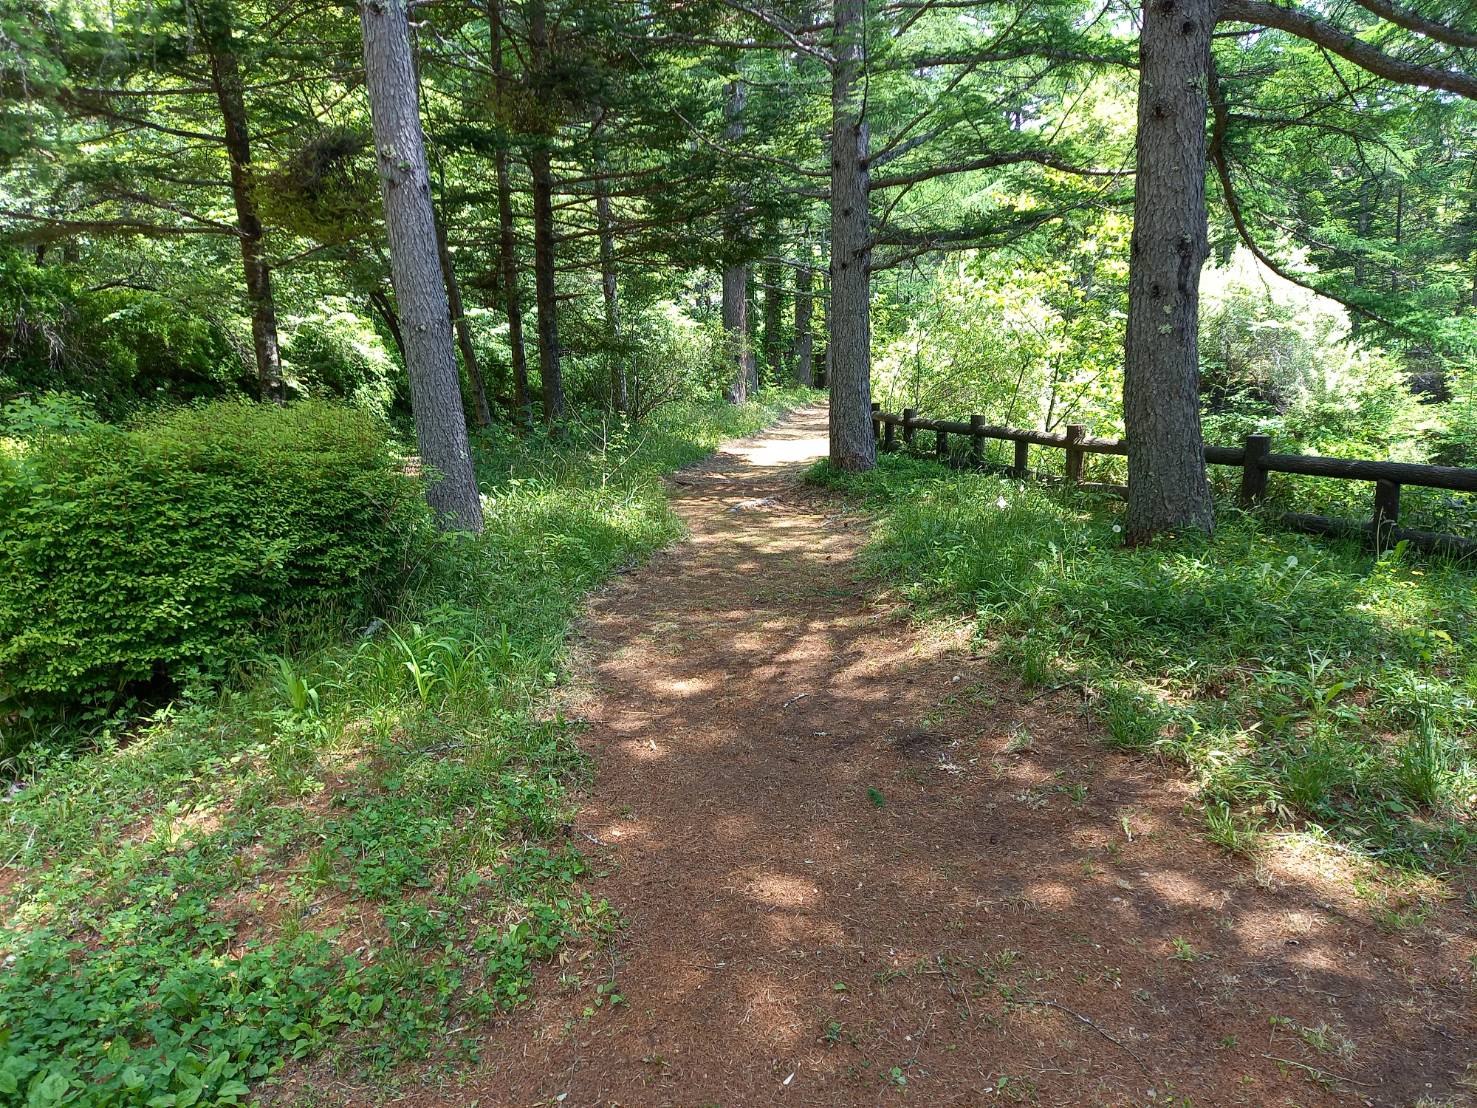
[0,390,810,1107]
[812,453,1477,873]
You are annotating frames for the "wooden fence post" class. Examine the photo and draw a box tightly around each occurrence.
[902,407,916,450]
[936,429,949,463]
[883,414,896,452]
[870,401,880,443]
[969,414,985,468]
[1240,434,1271,506]
[1373,479,1401,550]
[1064,424,1086,484]
[1012,439,1029,479]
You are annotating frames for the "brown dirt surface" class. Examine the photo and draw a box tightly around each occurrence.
[371,405,1476,1107]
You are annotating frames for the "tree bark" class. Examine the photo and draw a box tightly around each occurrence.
[434,210,493,427]
[497,150,532,423]
[722,264,755,402]
[1123,0,1217,539]
[721,80,756,403]
[794,254,814,386]
[197,5,284,404]
[359,0,483,531]
[527,0,565,423]
[487,0,531,424]
[828,0,876,471]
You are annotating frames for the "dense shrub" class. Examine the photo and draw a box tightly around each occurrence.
[281,307,402,419]
[1430,367,1477,467]
[560,304,736,416]
[0,400,430,725]
[0,249,250,420]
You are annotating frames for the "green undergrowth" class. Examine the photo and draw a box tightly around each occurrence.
[0,389,812,1108]
[812,453,1477,876]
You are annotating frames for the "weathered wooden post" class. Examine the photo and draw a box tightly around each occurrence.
[870,401,880,443]
[936,428,949,463]
[1373,479,1401,550]
[1064,424,1086,484]
[883,414,896,452]
[1240,433,1271,507]
[1012,438,1029,479]
[970,414,985,468]
[902,407,916,450]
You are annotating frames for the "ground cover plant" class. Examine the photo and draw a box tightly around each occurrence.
[813,453,1477,875]
[0,390,809,1108]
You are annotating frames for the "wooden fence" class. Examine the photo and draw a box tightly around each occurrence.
[870,404,1477,557]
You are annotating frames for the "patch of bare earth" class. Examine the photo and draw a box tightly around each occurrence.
[373,404,1474,1107]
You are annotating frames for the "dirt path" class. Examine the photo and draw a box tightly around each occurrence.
[405,405,1474,1107]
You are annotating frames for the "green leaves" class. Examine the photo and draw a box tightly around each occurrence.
[0,399,430,737]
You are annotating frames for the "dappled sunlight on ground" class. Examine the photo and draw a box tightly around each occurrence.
[348,404,1477,1108]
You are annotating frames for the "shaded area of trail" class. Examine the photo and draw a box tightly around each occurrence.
[398,405,1474,1107]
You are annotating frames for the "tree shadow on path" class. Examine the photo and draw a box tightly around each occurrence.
[394,404,1477,1108]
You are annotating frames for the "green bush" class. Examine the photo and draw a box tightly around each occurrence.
[0,400,429,727]
[0,248,250,420]
[281,307,402,419]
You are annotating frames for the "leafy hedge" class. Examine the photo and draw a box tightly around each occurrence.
[0,400,430,724]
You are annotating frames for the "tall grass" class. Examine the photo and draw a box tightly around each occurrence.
[813,454,1476,873]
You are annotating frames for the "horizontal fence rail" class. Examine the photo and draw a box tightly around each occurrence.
[870,404,1477,557]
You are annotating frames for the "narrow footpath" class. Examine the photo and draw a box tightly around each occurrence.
[405,404,1474,1107]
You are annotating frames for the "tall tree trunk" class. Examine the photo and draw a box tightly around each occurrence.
[722,264,754,402]
[1390,185,1404,295]
[488,0,531,424]
[434,210,493,427]
[828,0,875,470]
[794,253,814,386]
[529,147,564,423]
[593,119,626,413]
[721,79,756,403]
[527,0,564,423]
[198,7,284,404]
[359,0,483,531]
[1122,0,1216,540]
[497,150,532,423]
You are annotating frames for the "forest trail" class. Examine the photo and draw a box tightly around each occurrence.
[401,405,1472,1107]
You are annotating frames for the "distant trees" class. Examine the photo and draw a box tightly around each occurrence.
[5,0,1476,540]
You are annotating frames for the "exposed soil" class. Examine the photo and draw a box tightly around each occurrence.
[381,404,1475,1107]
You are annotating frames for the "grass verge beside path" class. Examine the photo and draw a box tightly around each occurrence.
[0,390,814,1108]
[813,454,1476,880]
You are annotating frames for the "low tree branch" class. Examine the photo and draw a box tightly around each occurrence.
[1219,0,1477,98]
